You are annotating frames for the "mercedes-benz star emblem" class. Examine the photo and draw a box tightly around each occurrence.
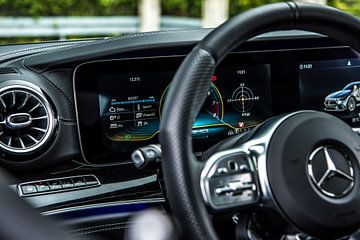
[307,146,354,198]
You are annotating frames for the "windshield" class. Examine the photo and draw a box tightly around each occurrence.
[344,83,359,91]
[0,0,356,44]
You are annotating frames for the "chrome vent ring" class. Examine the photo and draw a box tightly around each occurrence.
[0,83,56,155]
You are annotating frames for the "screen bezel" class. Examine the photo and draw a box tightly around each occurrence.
[74,46,359,164]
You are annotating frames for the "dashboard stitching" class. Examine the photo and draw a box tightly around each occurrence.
[58,118,77,124]
[0,43,88,67]
[19,58,76,113]
[38,72,74,107]
[0,42,89,60]
[21,29,210,66]
[69,222,133,233]
[75,226,130,235]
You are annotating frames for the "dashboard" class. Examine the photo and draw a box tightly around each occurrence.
[0,29,359,221]
[0,29,359,239]
[74,45,360,164]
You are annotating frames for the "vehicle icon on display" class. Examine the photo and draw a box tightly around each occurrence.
[324,82,360,112]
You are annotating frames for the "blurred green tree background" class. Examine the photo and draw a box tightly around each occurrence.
[0,0,356,17]
[0,0,357,44]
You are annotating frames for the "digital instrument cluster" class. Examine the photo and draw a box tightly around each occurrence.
[97,62,272,153]
[74,55,272,163]
[74,45,360,164]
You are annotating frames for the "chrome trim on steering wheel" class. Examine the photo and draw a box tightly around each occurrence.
[200,111,314,210]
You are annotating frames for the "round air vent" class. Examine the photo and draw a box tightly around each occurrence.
[0,82,56,155]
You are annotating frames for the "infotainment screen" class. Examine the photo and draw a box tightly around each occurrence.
[75,55,272,163]
[299,58,360,128]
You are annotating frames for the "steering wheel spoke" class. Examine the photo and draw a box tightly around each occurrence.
[200,148,260,212]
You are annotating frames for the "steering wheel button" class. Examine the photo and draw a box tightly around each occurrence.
[217,167,228,174]
[239,164,249,172]
[215,186,231,195]
[239,173,252,183]
[241,190,254,200]
[228,161,238,171]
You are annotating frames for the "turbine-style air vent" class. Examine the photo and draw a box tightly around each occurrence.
[0,83,56,155]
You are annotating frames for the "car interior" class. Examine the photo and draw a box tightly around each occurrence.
[3,1,360,240]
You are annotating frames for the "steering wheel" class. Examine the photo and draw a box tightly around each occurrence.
[160,2,360,240]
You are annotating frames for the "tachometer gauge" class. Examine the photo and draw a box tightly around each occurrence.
[160,83,224,126]
[227,83,259,115]
[202,85,224,120]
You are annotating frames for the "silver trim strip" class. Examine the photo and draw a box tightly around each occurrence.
[42,197,165,216]
[23,174,158,208]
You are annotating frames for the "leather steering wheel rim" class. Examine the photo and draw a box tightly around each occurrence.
[159,2,360,240]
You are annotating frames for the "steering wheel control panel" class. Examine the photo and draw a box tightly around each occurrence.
[74,45,360,164]
[200,152,259,211]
